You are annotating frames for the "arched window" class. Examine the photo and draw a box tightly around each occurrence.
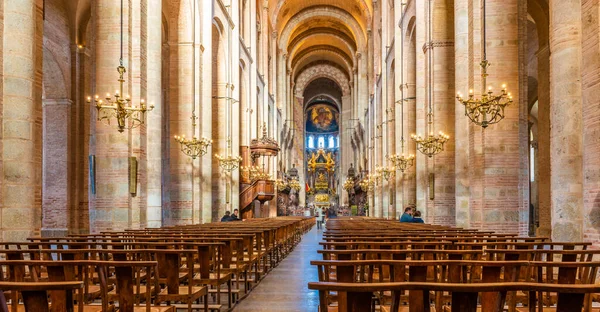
[336,136,340,148]
[308,136,314,149]
[318,136,325,148]
[328,136,335,148]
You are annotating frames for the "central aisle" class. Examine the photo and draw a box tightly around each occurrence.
[234,225,321,311]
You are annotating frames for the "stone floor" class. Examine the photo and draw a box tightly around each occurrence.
[234,225,322,311]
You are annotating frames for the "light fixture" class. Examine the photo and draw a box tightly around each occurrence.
[343,177,354,192]
[411,0,449,157]
[359,178,370,192]
[87,0,153,133]
[288,179,301,192]
[456,0,512,128]
[276,178,289,191]
[216,138,243,173]
[390,20,415,172]
[173,0,211,159]
[214,9,241,209]
[376,161,395,181]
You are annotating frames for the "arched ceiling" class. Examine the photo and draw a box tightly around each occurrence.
[271,0,371,106]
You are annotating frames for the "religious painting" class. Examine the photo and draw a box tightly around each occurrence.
[305,104,339,133]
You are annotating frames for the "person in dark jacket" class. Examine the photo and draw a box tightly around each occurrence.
[399,206,413,222]
[221,211,232,222]
[230,209,240,221]
[411,210,425,223]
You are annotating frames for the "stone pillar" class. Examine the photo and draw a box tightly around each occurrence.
[414,0,428,219]
[129,0,147,230]
[340,94,352,207]
[146,0,162,227]
[405,31,417,208]
[42,99,71,237]
[536,45,551,236]
[466,0,527,234]
[582,0,600,246]
[430,0,455,226]
[454,0,471,229]
[201,0,214,224]
[169,2,195,225]
[92,0,133,232]
[549,0,583,241]
[1,0,43,240]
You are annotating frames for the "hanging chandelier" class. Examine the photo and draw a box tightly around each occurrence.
[359,178,370,192]
[87,0,153,133]
[456,0,512,128]
[343,177,354,192]
[389,23,415,172]
[174,0,211,159]
[175,134,212,159]
[216,138,243,173]
[288,179,301,192]
[412,0,449,158]
[376,161,395,181]
[276,178,289,191]
[214,16,241,177]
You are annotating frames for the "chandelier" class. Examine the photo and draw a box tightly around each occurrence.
[359,174,377,192]
[288,179,301,192]
[276,178,289,190]
[174,134,212,159]
[343,177,354,192]
[388,151,414,173]
[173,0,211,159]
[359,178,370,192]
[87,0,153,133]
[390,23,415,172]
[412,0,449,158]
[376,162,395,181]
[241,165,260,181]
[456,0,512,128]
[215,138,242,173]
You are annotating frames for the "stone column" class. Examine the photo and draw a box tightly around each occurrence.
[405,30,417,208]
[467,0,527,234]
[536,45,551,236]
[549,0,583,241]
[430,0,455,226]
[1,0,43,240]
[386,66,396,219]
[92,0,133,232]
[201,0,214,224]
[582,0,600,246]
[414,0,428,219]
[541,0,582,239]
[42,99,71,237]
[146,0,162,227]
[454,0,471,229]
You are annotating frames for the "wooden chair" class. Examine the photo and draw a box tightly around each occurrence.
[0,281,83,312]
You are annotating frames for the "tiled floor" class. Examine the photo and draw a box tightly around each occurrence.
[234,225,322,311]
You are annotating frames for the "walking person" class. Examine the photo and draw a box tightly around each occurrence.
[315,206,323,229]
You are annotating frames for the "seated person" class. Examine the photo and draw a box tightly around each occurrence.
[230,209,240,221]
[221,211,232,222]
[412,210,424,223]
[399,206,413,222]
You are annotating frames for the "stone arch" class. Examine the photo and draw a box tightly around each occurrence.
[292,47,353,78]
[295,64,350,96]
[41,0,75,237]
[271,0,372,30]
[278,6,366,52]
[288,32,357,69]
[42,48,68,100]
